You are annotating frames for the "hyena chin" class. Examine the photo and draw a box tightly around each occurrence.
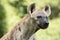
[0,3,51,40]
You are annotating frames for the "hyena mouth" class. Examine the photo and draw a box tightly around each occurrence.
[38,23,49,29]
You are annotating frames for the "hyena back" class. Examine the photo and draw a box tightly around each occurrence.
[0,3,51,40]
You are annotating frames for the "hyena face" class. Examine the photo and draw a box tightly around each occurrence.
[27,3,51,29]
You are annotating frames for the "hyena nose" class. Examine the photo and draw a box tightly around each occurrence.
[44,22,49,27]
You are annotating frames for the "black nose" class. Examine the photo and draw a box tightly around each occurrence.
[44,23,49,27]
[40,23,49,29]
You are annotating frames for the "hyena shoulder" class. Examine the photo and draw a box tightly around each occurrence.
[0,15,30,40]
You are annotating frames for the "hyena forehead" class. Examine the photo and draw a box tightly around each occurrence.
[31,10,48,18]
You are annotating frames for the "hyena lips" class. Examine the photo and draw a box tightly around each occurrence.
[27,3,51,29]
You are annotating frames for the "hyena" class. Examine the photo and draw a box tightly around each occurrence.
[0,3,51,40]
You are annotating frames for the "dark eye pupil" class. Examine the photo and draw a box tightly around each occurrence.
[37,16,42,18]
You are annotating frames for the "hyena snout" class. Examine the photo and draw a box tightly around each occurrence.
[43,22,49,28]
[37,16,49,29]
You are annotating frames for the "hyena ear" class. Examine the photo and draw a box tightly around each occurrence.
[43,5,51,16]
[27,3,36,15]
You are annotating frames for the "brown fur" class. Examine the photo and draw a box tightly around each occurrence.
[0,14,37,40]
[0,15,29,40]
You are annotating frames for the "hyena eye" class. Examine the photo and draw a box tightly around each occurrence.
[37,16,42,18]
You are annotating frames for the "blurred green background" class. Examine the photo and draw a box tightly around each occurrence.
[0,0,60,40]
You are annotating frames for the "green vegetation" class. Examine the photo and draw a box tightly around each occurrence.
[0,0,60,40]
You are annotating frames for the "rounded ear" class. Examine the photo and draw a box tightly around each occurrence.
[43,5,51,16]
[27,3,36,15]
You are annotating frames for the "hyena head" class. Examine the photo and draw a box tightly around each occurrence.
[27,3,51,29]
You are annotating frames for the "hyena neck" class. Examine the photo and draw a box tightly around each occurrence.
[9,15,37,40]
[20,15,37,40]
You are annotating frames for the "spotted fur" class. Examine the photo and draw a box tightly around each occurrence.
[0,3,51,40]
